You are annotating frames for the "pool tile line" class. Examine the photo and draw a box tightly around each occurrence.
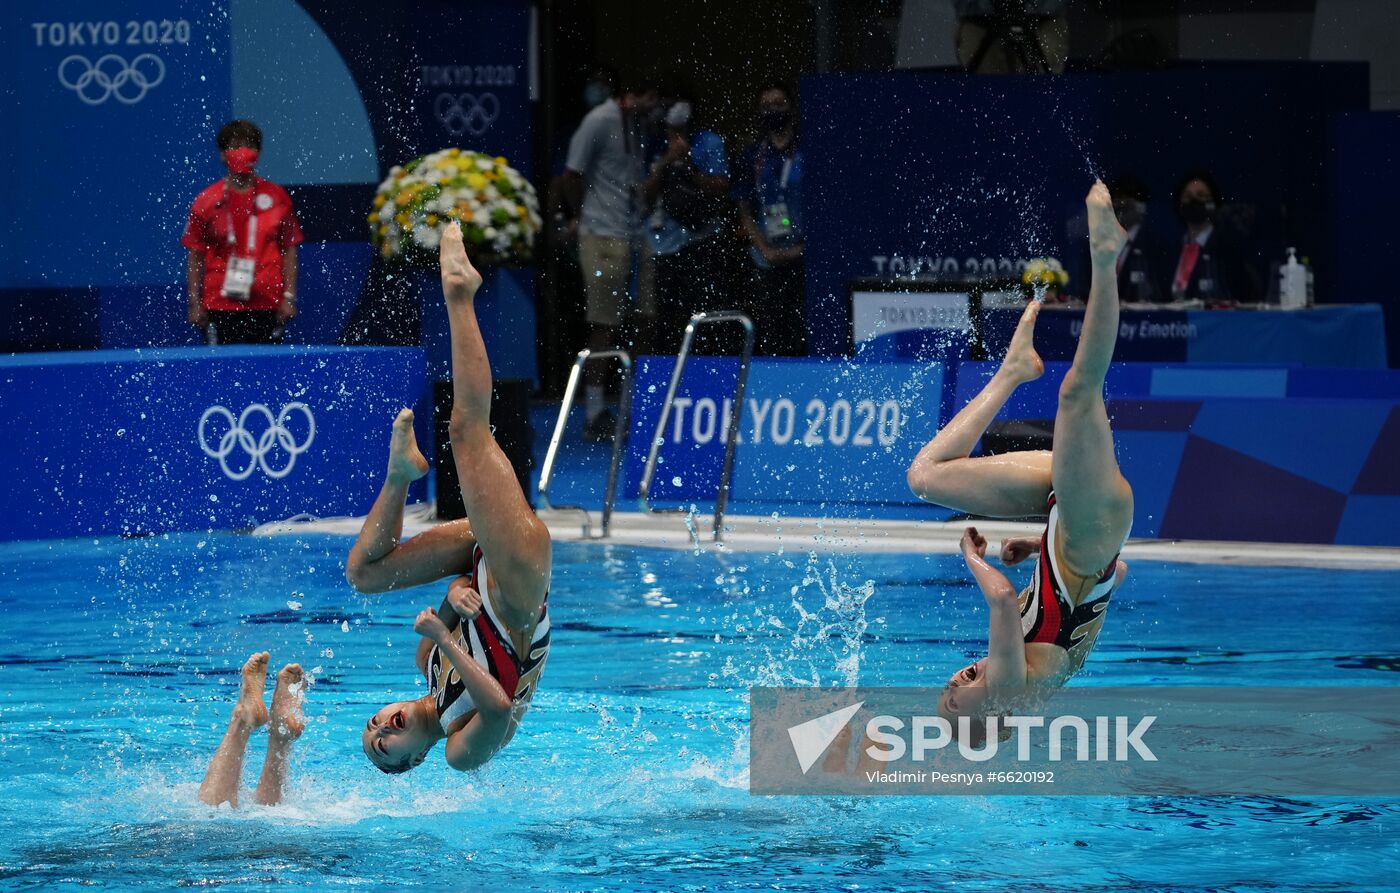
[253,506,1400,570]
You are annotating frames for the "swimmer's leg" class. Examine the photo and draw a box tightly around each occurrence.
[198,651,269,808]
[1051,180,1134,578]
[345,409,476,593]
[253,664,305,807]
[440,222,550,629]
[906,300,1053,518]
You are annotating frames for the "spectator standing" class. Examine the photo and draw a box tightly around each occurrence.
[182,120,303,344]
[561,77,659,440]
[1169,170,1260,304]
[643,96,732,354]
[736,84,806,356]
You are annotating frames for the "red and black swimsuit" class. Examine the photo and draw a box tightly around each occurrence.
[1019,492,1121,652]
[427,544,550,732]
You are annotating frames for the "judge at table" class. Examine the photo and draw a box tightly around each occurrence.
[1169,170,1260,304]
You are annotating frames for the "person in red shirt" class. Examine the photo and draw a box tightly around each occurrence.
[182,120,305,344]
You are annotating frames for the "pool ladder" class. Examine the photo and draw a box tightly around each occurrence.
[539,312,755,542]
[537,349,633,539]
[638,311,755,543]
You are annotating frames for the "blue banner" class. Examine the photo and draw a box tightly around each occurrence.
[625,358,944,507]
[0,346,425,540]
[1,0,231,288]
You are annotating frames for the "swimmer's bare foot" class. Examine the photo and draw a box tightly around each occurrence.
[233,652,270,730]
[1087,179,1127,265]
[1000,300,1044,384]
[440,220,483,304]
[386,409,429,484]
[268,664,306,743]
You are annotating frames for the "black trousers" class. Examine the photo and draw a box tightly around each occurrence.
[208,310,282,345]
[654,235,736,356]
[747,257,807,356]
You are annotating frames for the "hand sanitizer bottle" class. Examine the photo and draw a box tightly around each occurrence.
[1279,247,1307,310]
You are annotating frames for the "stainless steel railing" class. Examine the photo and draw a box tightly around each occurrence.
[638,311,755,542]
[537,349,632,538]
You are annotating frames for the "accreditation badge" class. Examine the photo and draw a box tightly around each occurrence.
[763,201,794,240]
[221,255,256,301]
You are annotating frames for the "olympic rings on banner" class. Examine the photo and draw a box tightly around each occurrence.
[198,403,316,481]
[434,91,499,137]
[58,53,166,106]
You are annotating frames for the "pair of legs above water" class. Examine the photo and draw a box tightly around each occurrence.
[907,179,1133,581]
[198,653,305,808]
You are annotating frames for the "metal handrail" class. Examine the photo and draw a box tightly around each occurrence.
[638,311,756,542]
[537,349,632,538]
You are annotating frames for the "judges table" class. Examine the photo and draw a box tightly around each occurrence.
[853,298,1388,369]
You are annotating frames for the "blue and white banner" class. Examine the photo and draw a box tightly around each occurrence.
[624,358,944,507]
[0,346,425,541]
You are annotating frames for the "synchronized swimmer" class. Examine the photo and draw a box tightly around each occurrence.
[906,180,1134,740]
[345,220,553,774]
[197,181,1134,799]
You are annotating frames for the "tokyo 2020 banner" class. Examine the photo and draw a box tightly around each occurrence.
[0,0,530,291]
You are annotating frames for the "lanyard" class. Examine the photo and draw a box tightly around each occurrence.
[222,180,260,255]
[778,155,793,192]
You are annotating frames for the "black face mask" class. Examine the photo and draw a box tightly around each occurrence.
[1180,198,1215,225]
[759,110,792,133]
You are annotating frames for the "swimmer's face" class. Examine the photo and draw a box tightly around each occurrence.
[363,701,433,773]
[937,661,990,728]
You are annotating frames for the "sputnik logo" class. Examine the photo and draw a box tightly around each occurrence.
[786,701,864,774]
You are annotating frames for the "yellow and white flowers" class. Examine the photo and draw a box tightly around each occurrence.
[1022,257,1069,288]
[370,148,542,266]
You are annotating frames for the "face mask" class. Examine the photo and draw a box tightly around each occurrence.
[583,81,610,108]
[225,147,259,176]
[1180,198,1214,225]
[760,109,792,133]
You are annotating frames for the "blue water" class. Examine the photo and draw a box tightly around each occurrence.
[1,531,1397,891]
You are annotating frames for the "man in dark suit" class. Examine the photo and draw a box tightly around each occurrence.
[1169,170,1261,304]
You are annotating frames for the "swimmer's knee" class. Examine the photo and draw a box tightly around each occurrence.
[345,558,386,594]
[1057,371,1104,408]
[906,458,949,501]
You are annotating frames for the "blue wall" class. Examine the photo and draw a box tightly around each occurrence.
[0,346,426,540]
[1,0,533,369]
[800,64,1374,358]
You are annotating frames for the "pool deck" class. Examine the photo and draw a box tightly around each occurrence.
[257,506,1400,571]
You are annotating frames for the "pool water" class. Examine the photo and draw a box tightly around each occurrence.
[1,531,1397,891]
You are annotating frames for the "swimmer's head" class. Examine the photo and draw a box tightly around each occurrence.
[937,660,992,744]
[363,700,436,774]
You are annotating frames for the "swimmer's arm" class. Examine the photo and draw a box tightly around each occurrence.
[961,528,1028,688]
[415,609,512,717]
[444,710,512,771]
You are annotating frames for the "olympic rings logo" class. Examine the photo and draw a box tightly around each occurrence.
[58,53,166,106]
[434,91,499,137]
[198,403,316,481]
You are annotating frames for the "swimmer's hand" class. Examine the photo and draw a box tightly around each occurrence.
[1000,536,1041,566]
[960,526,988,560]
[414,607,452,643]
[446,576,483,621]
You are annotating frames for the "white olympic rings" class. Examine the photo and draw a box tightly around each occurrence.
[58,53,166,106]
[434,91,499,137]
[198,403,316,481]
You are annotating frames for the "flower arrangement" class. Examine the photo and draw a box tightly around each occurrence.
[369,148,542,266]
[1022,257,1070,302]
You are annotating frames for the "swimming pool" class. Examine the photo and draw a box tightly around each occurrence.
[1,531,1397,891]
